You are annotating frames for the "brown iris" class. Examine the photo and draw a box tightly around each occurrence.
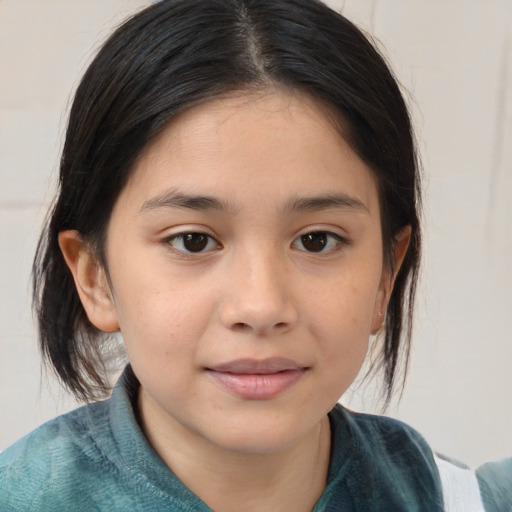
[300,232,328,252]
[183,233,209,252]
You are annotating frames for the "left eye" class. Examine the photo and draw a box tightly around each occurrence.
[166,233,219,253]
[292,231,344,253]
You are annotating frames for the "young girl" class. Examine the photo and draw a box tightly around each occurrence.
[0,0,508,510]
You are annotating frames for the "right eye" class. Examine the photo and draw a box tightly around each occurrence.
[165,232,220,253]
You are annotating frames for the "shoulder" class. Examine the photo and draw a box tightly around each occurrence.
[0,400,112,511]
[327,405,444,511]
[476,457,512,512]
[0,399,111,470]
[332,405,435,458]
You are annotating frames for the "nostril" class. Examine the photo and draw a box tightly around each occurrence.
[231,321,288,333]
[232,322,250,332]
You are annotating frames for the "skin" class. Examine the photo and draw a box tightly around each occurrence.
[60,90,409,512]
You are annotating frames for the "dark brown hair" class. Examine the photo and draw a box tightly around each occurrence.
[33,0,421,406]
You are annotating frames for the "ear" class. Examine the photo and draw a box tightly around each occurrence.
[58,230,119,332]
[371,226,411,334]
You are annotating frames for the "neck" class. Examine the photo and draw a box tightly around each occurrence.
[138,394,331,512]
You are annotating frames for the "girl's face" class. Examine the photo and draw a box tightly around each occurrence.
[102,91,391,454]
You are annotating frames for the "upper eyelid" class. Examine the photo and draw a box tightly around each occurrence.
[165,231,220,244]
[295,228,349,242]
[166,231,213,239]
[163,227,219,241]
[295,230,345,241]
[162,228,348,241]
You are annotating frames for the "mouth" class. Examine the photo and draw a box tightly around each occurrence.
[205,358,308,400]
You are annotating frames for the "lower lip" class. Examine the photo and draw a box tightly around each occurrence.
[207,369,305,399]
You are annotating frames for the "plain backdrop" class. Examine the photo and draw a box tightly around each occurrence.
[1,0,511,467]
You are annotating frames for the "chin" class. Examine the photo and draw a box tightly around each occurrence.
[205,415,315,456]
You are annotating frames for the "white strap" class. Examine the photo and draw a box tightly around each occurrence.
[434,454,486,512]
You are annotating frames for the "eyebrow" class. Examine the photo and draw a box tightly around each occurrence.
[139,190,235,214]
[139,190,368,215]
[284,193,369,214]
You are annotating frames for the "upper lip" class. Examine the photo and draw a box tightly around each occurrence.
[206,358,306,374]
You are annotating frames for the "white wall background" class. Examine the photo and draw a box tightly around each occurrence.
[1,0,511,468]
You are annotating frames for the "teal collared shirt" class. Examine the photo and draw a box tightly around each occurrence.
[0,367,458,511]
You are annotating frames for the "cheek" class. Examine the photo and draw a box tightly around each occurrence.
[306,270,380,376]
[308,271,380,334]
[112,273,212,365]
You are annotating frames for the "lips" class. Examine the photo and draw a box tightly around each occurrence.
[205,358,307,400]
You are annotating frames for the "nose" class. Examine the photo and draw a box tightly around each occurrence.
[219,249,298,335]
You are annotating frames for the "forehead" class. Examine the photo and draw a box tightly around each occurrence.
[119,90,379,215]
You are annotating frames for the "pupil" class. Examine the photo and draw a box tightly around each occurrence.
[183,233,208,252]
[302,233,327,252]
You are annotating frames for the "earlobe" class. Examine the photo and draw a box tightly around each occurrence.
[371,226,412,334]
[371,309,385,335]
[58,230,119,332]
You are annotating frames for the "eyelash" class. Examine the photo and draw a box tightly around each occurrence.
[164,230,348,255]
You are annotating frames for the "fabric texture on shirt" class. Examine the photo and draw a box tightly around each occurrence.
[1,366,446,511]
